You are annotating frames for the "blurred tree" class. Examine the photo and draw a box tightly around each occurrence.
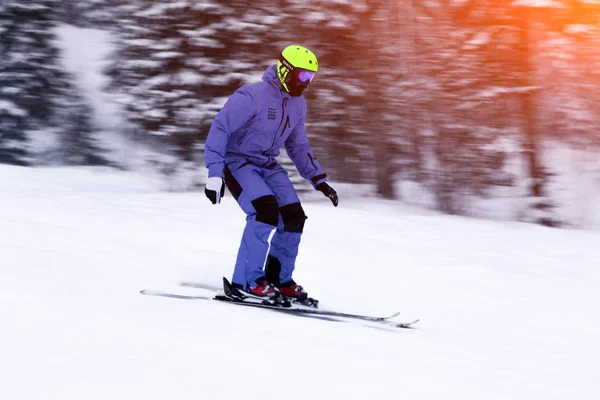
[107,0,283,161]
[507,1,597,227]
[0,0,108,167]
[52,89,112,166]
[58,0,122,28]
[510,4,556,226]
[0,1,62,165]
[97,0,598,225]
[357,1,408,199]
[271,0,378,185]
[394,1,514,214]
[536,0,600,149]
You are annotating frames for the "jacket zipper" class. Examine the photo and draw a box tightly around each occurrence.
[267,97,288,152]
[236,112,257,146]
[280,116,290,136]
[308,153,318,169]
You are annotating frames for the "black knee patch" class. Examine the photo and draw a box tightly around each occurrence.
[224,166,242,201]
[252,195,279,226]
[280,202,307,233]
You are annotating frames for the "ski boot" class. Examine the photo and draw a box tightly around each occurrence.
[264,256,319,307]
[276,280,319,308]
[226,278,288,306]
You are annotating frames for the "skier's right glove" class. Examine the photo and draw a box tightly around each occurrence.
[205,177,225,204]
[316,182,338,207]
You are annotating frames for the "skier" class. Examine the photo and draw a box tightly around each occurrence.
[204,45,338,303]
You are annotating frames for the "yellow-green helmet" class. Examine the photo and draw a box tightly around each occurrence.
[277,45,318,97]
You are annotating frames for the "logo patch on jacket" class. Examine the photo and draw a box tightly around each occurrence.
[268,108,276,120]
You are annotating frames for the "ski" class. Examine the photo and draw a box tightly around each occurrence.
[140,290,213,301]
[181,280,320,308]
[218,297,419,328]
[140,288,418,329]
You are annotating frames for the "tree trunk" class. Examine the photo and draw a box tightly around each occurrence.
[517,10,558,227]
[363,0,396,199]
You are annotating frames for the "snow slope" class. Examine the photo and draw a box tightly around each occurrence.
[1,165,599,400]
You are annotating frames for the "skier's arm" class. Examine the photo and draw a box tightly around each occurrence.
[286,121,338,207]
[205,90,256,178]
[284,106,327,189]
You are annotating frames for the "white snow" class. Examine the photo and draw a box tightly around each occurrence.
[543,145,600,228]
[512,0,565,7]
[565,24,594,34]
[474,86,540,99]
[1,165,600,400]
[0,99,27,117]
[465,32,491,47]
[152,51,183,59]
[136,2,190,18]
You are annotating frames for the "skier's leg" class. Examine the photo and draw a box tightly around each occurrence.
[265,203,306,284]
[263,166,305,284]
[224,163,279,289]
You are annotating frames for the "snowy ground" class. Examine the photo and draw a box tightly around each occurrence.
[1,165,599,400]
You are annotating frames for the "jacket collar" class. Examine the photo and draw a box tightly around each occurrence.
[262,65,291,99]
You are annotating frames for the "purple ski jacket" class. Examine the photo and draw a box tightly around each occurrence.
[204,65,327,188]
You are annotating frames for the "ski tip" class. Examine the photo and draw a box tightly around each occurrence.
[386,311,401,319]
[396,319,420,329]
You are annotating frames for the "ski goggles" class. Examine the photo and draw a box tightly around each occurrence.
[296,69,316,83]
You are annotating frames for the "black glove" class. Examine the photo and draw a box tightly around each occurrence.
[316,182,338,207]
[205,177,225,204]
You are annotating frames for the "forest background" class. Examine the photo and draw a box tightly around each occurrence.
[2,0,599,227]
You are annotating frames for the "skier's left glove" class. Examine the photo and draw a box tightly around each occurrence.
[317,182,338,207]
[205,177,225,204]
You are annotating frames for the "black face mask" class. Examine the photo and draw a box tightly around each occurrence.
[283,68,313,97]
[285,79,310,97]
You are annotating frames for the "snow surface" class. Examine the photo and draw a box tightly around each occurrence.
[1,165,600,400]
